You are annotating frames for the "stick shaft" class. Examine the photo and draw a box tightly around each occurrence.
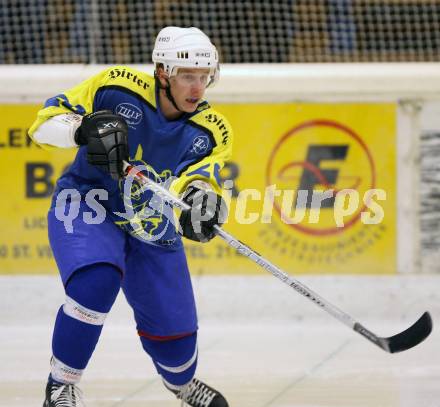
[214,225,356,328]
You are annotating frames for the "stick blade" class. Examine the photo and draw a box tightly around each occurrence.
[384,311,433,353]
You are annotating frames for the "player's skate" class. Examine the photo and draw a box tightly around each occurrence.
[166,377,228,407]
[43,380,84,407]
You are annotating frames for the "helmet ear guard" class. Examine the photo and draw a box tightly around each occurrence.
[207,63,220,88]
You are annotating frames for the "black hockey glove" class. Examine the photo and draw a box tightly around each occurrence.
[74,110,129,180]
[179,185,227,243]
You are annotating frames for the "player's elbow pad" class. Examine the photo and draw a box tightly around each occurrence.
[32,113,83,148]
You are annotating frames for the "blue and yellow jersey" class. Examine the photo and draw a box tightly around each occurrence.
[29,66,233,247]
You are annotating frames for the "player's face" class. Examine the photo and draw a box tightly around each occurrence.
[170,68,210,112]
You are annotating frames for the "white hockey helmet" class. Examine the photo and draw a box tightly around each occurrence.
[152,26,219,88]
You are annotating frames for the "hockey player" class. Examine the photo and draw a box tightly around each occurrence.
[29,26,232,407]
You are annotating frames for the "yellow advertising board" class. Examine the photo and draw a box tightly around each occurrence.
[0,103,395,275]
[0,105,77,273]
[186,103,396,275]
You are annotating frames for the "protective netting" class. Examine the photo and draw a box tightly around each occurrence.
[1,0,440,64]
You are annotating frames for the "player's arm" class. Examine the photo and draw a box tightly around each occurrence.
[28,68,129,179]
[28,70,107,149]
[174,114,233,242]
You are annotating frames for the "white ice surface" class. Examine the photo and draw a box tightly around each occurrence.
[0,274,438,407]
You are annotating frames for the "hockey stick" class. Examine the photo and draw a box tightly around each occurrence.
[122,161,433,353]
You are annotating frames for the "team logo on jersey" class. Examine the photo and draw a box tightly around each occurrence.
[116,103,143,128]
[190,135,210,155]
[115,158,174,243]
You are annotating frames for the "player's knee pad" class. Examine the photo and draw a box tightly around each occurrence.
[65,262,121,314]
[140,332,198,386]
[51,264,121,381]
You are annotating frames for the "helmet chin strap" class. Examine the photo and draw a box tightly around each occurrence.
[165,79,183,113]
[154,72,183,113]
